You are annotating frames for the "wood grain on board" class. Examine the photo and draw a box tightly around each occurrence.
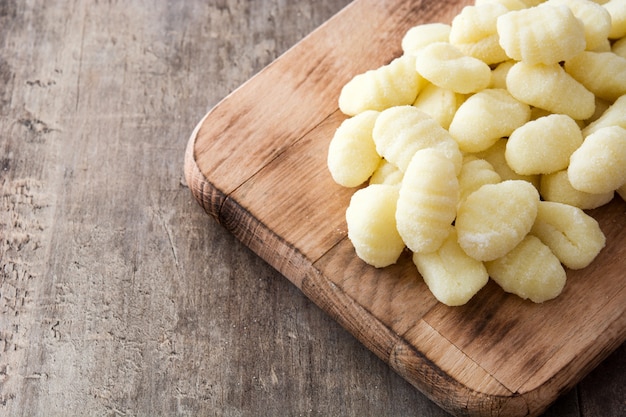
[184,0,626,416]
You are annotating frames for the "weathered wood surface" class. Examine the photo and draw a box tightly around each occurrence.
[0,1,624,416]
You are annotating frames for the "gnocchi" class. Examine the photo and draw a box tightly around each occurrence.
[327,111,381,187]
[449,88,530,153]
[531,201,606,270]
[338,55,423,116]
[372,105,463,173]
[328,0,619,306]
[496,4,586,65]
[505,114,583,175]
[568,126,626,194]
[456,180,539,262]
[345,184,405,268]
[485,235,567,303]
[396,148,459,254]
[415,42,492,94]
[413,226,489,306]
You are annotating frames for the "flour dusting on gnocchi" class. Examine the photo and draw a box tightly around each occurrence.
[327,0,624,306]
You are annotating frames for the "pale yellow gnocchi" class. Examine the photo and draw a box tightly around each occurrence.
[457,157,502,209]
[485,235,567,303]
[449,3,510,64]
[396,148,459,254]
[583,94,626,137]
[540,170,615,209]
[327,111,381,187]
[413,226,489,306]
[368,158,404,186]
[372,105,463,173]
[565,51,626,102]
[412,83,466,129]
[531,201,606,270]
[505,114,583,175]
[402,23,452,55]
[449,88,530,153]
[456,180,540,262]
[496,4,586,64]
[414,42,492,94]
[506,61,596,120]
[544,0,612,51]
[345,184,405,268]
[338,54,423,116]
[568,126,626,194]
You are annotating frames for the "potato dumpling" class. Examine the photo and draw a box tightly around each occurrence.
[338,55,424,116]
[456,180,539,261]
[486,235,567,303]
[540,170,615,209]
[505,114,583,175]
[372,105,462,173]
[506,61,596,120]
[473,139,541,188]
[415,42,492,94]
[396,148,459,254]
[413,226,489,306]
[327,111,381,187]
[565,51,626,102]
[582,94,626,137]
[568,126,626,194]
[402,23,452,55]
[544,0,612,51]
[449,88,530,153]
[346,184,405,268]
[496,5,586,65]
[531,201,606,270]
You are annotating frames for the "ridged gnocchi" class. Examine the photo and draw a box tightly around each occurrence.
[449,88,530,153]
[396,148,459,254]
[531,201,606,270]
[372,105,463,173]
[338,55,423,116]
[415,42,492,94]
[496,4,586,64]
[328,0,619,306]
[486,235,567,303]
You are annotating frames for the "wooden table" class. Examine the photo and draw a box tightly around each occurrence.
[1,1,623,416]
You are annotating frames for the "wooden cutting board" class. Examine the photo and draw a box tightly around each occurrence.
[183,0,626,415]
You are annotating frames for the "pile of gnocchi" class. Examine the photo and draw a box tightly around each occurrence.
[327,0,626,306]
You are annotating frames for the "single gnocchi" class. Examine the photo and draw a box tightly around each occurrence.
[449,88,530,153]
[338,55,424,116]
[544,0,612,51]
[413,226,489,306]
[402,23,452,55]
[506,61,596,120]
[327,111,381,187]
[456,180,539,262]
[583,94,626,137]
[369,158,403,186]
[372,105,463,173]
[496,5,586,65]
[605,0,626,39]
[565,51,626,103]
[505,114,583,175]
[414,41,492,94]
[568,126,626,194]
[345,184,405,268]
[396,148,459,254]
[540,170,615,209]
[531,201,606,270]
[485,235,567,303]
